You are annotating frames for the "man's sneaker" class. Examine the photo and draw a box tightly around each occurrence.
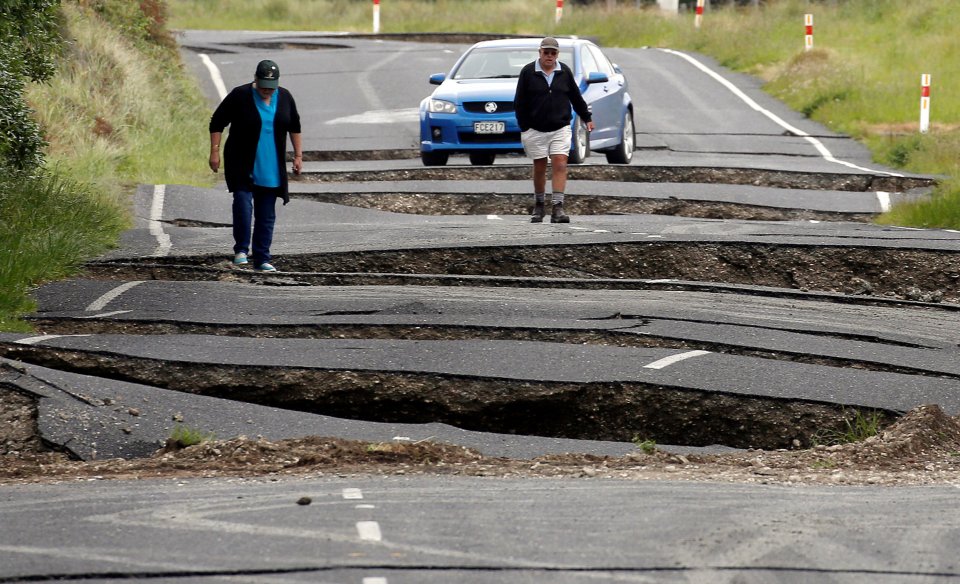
[256,262,277,273]
[233,252,248,265]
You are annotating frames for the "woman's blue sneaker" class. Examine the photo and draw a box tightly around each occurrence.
[256,262,277,272]
[233,252,248,265]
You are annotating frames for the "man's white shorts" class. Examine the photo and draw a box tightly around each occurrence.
[521,126,572,159]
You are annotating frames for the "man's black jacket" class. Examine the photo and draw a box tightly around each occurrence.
[513,61,592,132]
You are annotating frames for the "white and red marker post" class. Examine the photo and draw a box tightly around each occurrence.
[920,74,932,134]
[694,0,704,29]
[804,14,814,51]
[556,0,563,25]
[373,0,381,34]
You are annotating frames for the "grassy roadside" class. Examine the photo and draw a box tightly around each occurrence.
[0,1,212,331]
[169,0,960,227]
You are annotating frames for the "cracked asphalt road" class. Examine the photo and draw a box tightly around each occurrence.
[3,32,960,583]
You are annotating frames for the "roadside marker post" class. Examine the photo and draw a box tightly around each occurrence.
[920,74,932,134]
[556,0,563,25]
[805,14,813,51]
[694,0,704,29]
[373,0,380,34]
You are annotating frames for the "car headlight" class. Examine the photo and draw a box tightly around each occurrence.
[428,99,457,114]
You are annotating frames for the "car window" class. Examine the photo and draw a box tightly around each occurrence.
[588,45,614,77]
[579,45,599,75]
[452,48,572,80]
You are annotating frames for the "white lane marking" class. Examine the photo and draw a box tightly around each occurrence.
[15,335,90,346]
[659,49,903,178]
[357,49,407,111]
[363,578,388,584]
[356,521,382,542]
[355,504,376,509]
[198,53,227,100]
[486,214,503,221]
[325,107,420,125]
[593,229,610,233]
[342,488,364,500]
[876,191,891,212]
[644,350,711,370]
[82,310,133,319]
[149,185,172,257]
[86,281,144,312]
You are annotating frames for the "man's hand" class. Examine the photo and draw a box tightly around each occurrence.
[209,151,220,173]
[586,121,595,132]
[292,155,303,175]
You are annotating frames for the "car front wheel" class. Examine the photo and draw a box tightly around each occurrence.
[568,118,589,164]
[421,151,449,166]
[605,110,634,164]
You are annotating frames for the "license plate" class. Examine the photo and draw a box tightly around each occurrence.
[474,121,505,134]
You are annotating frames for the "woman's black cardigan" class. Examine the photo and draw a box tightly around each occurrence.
[209,84,301,204]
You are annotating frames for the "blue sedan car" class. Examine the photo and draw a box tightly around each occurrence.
[419,37,635,166]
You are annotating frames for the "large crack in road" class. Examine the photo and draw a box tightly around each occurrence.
[87,242,960,303]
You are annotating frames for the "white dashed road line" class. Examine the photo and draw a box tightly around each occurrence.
[363,578,388,584]
[356,521,382,542]
[644,350,711,370]
[85,281,144,312]
[342,488,364,500]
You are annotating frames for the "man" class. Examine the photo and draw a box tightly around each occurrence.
[514,37,594,223]
[209,59,302,273]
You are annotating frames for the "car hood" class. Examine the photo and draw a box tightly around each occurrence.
[433,79,519,104]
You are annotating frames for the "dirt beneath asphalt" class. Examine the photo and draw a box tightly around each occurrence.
[4,387,960,486]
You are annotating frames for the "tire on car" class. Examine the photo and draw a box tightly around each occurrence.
[605,109,634,164]
[421,151,449,166]
[468,152,496,166]
[568,118,589,164]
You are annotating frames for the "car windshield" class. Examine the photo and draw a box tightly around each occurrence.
[451,47,571,80]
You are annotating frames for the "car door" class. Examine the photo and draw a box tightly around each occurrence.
[577,44,619,147]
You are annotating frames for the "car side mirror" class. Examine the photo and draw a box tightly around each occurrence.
[613,64,622,74]
[429,73,446,85]
[586,72,608,84]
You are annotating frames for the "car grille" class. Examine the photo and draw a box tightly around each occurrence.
[463,101,516,114]
[458,131,522,144]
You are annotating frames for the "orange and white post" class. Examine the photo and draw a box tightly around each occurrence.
[804,14,814,51]
[556,0,563,25]
[694,0,704,29]
[920,74,932,134]
[373,0,381,34]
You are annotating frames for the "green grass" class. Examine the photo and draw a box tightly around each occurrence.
[632,436,657,455]
[0,2,213,331]
[169,424,216,448]
[0,171,128,331]
[812,409,884,447]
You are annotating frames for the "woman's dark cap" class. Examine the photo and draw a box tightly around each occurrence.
[255,59,280,88]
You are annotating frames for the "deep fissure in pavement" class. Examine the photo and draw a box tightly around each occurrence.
[291,192,875,222]
[88,243,960,303]
[25,320,953,380]
[0,345,893,450]
[296,165,935,192]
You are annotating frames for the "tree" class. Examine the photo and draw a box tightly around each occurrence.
[0,0,62,171]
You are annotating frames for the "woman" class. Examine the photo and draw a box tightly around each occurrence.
[209,59,302,272]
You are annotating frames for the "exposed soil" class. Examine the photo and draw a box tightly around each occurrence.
[4,387,960,486]
[291,192,875,222]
